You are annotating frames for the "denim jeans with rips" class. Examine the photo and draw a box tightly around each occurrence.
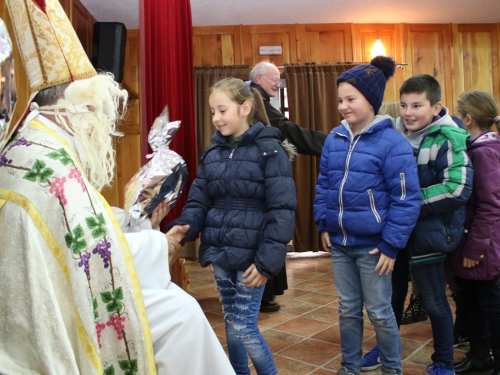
[331,244,402,374]
[212,263,277,375]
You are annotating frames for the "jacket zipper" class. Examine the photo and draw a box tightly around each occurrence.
[442,220,451,246]
[337,134,361,245]
[400,173,406,200]
[367,189,382,223]
[219,148,234,245]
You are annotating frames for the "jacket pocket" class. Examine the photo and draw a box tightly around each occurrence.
[400,173,406,200]
[367,189,382,223]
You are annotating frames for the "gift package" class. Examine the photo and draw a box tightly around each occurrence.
[124,107,188,227]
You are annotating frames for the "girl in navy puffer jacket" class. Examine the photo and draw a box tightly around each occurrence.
[168,77,296,375]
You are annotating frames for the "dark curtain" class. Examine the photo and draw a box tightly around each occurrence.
[194,65,251,158]
[140,0,195,223]
[285,63,360,252]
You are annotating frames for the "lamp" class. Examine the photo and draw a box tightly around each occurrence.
[371,39,386,59]
[370,39,407,69]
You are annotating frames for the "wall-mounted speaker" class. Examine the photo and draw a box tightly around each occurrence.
[91,22,127,83]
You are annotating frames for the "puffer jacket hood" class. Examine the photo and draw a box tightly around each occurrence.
[167,122,296,278]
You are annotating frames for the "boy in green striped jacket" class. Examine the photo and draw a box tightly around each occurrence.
[361,74,472,375]
[394,74,472,375]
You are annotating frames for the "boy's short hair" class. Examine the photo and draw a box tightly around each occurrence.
[399,74,441,105]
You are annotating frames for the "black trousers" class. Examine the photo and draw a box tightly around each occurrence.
[262,265,288,302]
[391,249,409,328]
[455,275,500,348]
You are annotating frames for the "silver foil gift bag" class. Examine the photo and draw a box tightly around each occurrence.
[124,107,188,227]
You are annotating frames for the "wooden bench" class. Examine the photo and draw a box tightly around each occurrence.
[169,247,189,291]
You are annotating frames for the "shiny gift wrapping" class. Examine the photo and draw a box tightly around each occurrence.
[124,107,188,226]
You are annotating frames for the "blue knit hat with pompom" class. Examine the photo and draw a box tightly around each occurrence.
[337,56,396,114]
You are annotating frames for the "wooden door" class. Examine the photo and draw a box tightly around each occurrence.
[241,24,297,67]
[193,25,242,66]
[452,23,500,106]
[353,23,404,104]
[296,23,353,63]
[402,24,454,109]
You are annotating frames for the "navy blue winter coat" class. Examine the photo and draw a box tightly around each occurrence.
[314,116,422,259]
[168,123,296,278]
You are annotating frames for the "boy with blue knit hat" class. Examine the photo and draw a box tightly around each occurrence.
[314,57,422,375]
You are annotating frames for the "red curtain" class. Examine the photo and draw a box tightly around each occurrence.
[140,0,195,223]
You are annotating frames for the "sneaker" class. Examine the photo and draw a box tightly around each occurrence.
[426,363,455,374]
[337,367,357,375]
[361,345,381,371]
[401,294,428,325]
[381,367,402,375]
[453,332,470,348]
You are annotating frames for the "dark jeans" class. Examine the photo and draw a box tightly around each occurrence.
[455,275,500,349]
[391,251,454,369]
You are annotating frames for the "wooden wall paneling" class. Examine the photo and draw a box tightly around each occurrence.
[352,23,404,104]
[71,0,92,55]
[241,24,297,68]
[59,0,72,19]
[192,25,242,66]
[452,24,500,104]
[402,24,454,110]
[295,23,353,64]
[102,30,142,208]
[123,29,141,104]
[115,133,142,207]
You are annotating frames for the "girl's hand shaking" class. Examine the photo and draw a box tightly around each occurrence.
[242,263,268,287]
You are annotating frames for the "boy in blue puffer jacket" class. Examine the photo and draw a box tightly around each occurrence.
[314,57,422,375]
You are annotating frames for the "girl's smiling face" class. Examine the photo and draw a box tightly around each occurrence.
[209,91,251,138]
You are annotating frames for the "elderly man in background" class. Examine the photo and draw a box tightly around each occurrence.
[0,0,234,374]
[249,61,327,312]
[249,61,326,156]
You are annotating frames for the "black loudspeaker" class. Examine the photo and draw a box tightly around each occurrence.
[91,22,127,83]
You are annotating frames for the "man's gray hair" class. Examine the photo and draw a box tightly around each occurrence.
[250,62,275,82]
[33,83,70,106]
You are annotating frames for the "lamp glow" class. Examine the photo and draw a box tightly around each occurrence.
[371,39,386,59]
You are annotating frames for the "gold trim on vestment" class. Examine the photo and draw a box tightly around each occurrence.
[0,187,102,373]
[28,119,158,374]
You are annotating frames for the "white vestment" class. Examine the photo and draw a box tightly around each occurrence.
[0,112,234,374]
[114,208,236,375]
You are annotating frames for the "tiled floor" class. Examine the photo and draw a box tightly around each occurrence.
[185,252,468,375]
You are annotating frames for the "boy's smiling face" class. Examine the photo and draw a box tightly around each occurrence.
[399,92,442,134]
[338,82,375,132]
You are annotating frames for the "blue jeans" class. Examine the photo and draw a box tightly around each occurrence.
[412,261,454,369]
[331,244,402,374]
[212,263,277,375]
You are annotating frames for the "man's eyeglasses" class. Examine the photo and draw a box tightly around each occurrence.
[262,75,282,85]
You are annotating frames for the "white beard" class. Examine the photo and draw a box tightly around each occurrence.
[38,74,128,191]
